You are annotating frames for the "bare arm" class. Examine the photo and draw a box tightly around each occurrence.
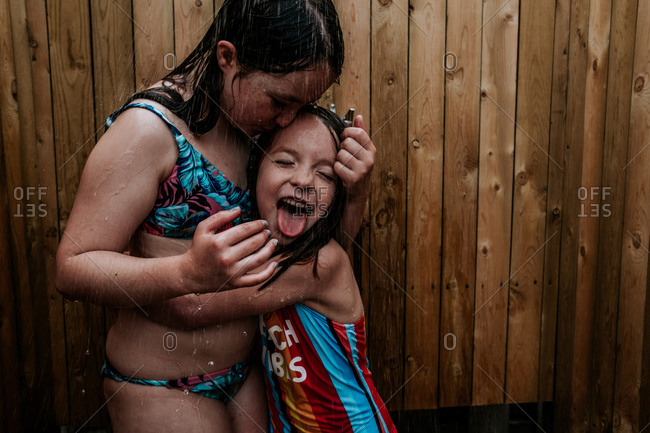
[335,115,375,246]
[146,241,355,330]
[55,109,276,308]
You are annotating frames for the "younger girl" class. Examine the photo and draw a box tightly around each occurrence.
[162,105,397,432]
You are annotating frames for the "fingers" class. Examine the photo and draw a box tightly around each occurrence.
[234,261,278,288]
[197,207,242,234]
[217,219,269,246]
[353,114,365,130]
[232,240,277,285]
[229,227,273,258]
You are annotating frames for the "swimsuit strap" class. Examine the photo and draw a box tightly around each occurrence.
[105,102,185,145]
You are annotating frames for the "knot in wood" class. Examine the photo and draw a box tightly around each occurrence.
[634,75,645,93]
[516,171,528,185]
[375,208,390,228]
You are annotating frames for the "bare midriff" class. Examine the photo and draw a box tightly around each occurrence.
[105,230,257,380]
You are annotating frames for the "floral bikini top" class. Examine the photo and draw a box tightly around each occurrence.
[105,102,251,239]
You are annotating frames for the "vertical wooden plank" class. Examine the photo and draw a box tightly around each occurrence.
[369,0,408,411]
[439,0,481,408]
[47,0,107,426]
[174,0,214,63]
[329,0,371,311]
[0,1,25,429]
[23,0,68,424]
[404,0,445,410]
[539,0,570,402]
[7,0,65,427]
[552,0,590,429]
[133,0,174,90]
[505,0,555,404]
[472,0,519,406]
[567,0,613,430]
[91,0,135,130]
[590,0,637,431]
[613,0,650,430]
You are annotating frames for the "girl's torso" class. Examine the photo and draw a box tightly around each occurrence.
[104,100,256,379]
[260,302,396,433]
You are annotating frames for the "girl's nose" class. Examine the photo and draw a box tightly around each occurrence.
[290,167,314,188]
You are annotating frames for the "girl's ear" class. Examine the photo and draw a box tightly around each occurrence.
[216,40,238,72]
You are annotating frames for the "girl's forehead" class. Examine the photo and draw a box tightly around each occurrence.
[255,66,335,101]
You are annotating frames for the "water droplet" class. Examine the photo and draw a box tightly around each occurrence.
[208,361,214,367]
[192,348,197,355]
[85,349,90,356]
[197,305,202,311]
[242,331,248,337]
[81,389,86,395]
[183,389,189,395]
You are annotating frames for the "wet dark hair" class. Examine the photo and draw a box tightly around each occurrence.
[125,0,344,135]
[247,104,347,287]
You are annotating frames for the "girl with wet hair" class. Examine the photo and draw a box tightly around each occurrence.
[55,0,375,431]
[157,104,397,432]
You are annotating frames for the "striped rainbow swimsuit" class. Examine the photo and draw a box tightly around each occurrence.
[260,303,397,432]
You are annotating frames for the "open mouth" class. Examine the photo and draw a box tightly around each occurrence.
[276,198,308,238]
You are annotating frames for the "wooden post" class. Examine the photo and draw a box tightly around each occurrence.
[404,0,445,410]
[369,0,409,411]
[439,0,481,408]
[472,0,519,406]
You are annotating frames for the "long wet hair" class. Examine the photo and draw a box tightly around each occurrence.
[248,104,347,287]
[125,0,344,135]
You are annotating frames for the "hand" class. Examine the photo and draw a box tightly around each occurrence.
[180,208,277,293]
[334,115,375,200]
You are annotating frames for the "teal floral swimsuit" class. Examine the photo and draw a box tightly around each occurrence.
[102,102,253,401]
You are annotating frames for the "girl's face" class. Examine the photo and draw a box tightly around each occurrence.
[221,65,334,137]
[256,114,337,246]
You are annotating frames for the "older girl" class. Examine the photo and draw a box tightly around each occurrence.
[55,1,374,432]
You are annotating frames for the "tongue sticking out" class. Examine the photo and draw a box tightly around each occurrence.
[277,204,308,238]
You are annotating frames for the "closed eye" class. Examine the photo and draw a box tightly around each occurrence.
[319,172,335,182]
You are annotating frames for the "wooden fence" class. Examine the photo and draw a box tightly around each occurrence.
[0,0,648,431]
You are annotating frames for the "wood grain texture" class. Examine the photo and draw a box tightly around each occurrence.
[6,0,64,427]
[369,0,409,411]
[612,0,650,430]
[404,0,445,410]
[133,0,174,90]
[505,0,554,405]
[22,0,68,424]
[552,0,590,429]
[567,0,612,430]
[439,0,481,408]
[0,0,26,428]
[587,0,639,432]
[91,0,135,131]
[47,0,108,425]
[539,0,570,403]
[329,0,371,310]
[589,1,637,430]
[472,0,519,406]
[174,0,214,63]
